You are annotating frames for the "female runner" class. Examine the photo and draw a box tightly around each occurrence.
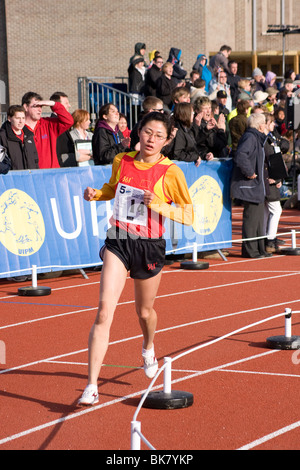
[78,111,194,405]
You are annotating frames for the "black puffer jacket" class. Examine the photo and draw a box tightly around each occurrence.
[164,121,199,163]
[231,127,266,204]
[191,120,228,159]
[0,145,11,174]
[92,122,126,165]
[0,121,39,170]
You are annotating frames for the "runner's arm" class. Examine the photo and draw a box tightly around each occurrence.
[147,165,194,226]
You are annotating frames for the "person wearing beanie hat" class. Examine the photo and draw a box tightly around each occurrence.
[252,67,267,93]
[253,67,263,77]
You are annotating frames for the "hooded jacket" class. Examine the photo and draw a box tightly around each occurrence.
[231,127,266,204]
[167,48,187,83]
[129,43,146,65]
[192,54,213,92]
[0,121,39,170]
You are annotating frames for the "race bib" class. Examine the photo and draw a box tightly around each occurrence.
[113,183,147,226]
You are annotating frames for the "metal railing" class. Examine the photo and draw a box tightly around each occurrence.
[0,112,7,126]
[77,76,143,129]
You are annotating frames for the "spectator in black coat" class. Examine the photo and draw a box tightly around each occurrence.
[128,56,146,104]
[231,113,270,258]
[226,61,241,108]
[164,102,201,166]
[0,105,39,170]
[92,103,130,165]
[192,96,228,160]
[156,62,178,110]
[144,56,163,97]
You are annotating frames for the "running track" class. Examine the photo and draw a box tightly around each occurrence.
[0,205,300,450]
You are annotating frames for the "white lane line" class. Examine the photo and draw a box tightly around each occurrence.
[1,297,300,375]
[0,254,294,302]
[220,369,300,379]
[1,272,300,331]
[0,350,278,447]
[237,420,300,450]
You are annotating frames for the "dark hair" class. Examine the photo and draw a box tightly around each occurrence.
[220,45,232,53]
[7,105,25,118]
[50,91,68,101]
[93,103,118,129]
[21,91,43,106]
[193,78,206,89]
[119,112,128,122]
[236,100,250,115]
[138,111,173,138]
[98,103,117,120]
[173,102,193,128]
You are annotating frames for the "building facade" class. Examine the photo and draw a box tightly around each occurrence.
[0,0,299,113]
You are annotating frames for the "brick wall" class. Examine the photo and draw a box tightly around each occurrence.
[2,0,300,113]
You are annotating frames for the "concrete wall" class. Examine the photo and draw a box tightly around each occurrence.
[1,0,299,112]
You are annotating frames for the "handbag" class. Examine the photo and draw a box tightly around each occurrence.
[268,151,288,180]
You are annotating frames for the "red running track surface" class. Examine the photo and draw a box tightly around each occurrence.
[0,206,300,450]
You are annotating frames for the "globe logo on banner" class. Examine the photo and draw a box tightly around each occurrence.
[0,189,45,256]
[189,175,223,235]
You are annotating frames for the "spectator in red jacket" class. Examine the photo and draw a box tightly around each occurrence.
[22,91,73,168]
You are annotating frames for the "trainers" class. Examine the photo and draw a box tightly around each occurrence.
[78,384,99,406]
[265,241,276,253]
[142,347,158,379]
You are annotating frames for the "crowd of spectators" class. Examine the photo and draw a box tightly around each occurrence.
[1,42,300,260]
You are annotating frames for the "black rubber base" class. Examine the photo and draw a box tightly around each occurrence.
[18,286,52,297]
[180,261,209,270]
[266,335,300,350]
[142,390,194,410]
[280,247,300,256]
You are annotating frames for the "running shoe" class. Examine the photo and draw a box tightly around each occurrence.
[142,348,158,379]
[78,384,99,406]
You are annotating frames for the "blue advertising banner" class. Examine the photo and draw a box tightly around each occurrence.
[0,160,232,278]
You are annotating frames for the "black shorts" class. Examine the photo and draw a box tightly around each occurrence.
[100,226,166,279]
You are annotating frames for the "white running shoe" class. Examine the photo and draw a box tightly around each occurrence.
[78,384,99,406]
[142,347,158,379]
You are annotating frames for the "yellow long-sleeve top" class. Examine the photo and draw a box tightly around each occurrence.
[92,151,194,238]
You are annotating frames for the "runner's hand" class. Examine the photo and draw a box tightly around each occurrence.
[144,190,155,206]
[84,187,97,201]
